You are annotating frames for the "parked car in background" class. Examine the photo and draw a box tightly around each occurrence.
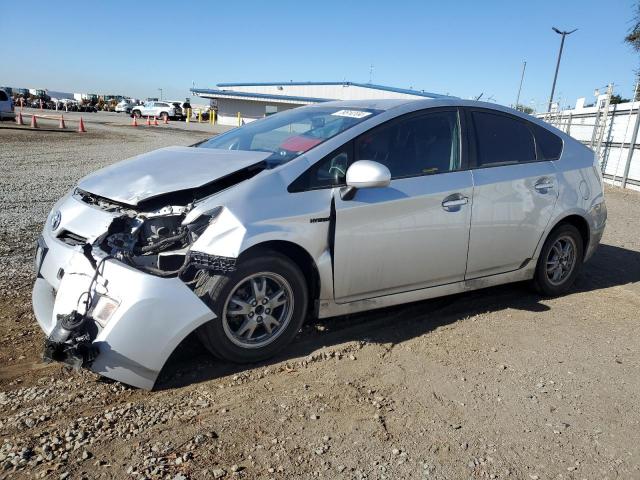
[115,100,135,114]
[59,99,79,111]
[0,89,15,120]
[131,101,182,120]
[169,101,193,120]
[170,101,185,116]
[33,99,606,389]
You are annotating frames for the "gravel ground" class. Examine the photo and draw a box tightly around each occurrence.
[1,123,639,479]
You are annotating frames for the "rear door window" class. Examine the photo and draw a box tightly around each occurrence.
[0,91,8,101]
[471,111,536,167]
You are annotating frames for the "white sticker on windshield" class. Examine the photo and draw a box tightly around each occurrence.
[331,110,372,119]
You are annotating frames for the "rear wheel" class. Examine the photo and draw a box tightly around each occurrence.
[161,112,169,121]
[197,250,308,363]
[532,224,583,296]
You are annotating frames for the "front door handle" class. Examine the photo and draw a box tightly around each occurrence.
[534,178,555,192]
[442,194,469,211]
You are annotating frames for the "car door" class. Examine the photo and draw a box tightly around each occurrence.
[154,102,166,116]
[140,102,153,116]
[332,108,474,303]
[465,108,559,279]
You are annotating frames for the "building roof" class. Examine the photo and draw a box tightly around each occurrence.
[190,88,328,104]
[215,81,451,99]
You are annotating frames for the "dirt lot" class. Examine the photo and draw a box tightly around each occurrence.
[1,122,639,480]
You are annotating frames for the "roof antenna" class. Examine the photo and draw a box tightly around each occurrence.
[369,64,374,84]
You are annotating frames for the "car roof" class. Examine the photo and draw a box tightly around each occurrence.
[311,99,416,111]
[310,98,553,131]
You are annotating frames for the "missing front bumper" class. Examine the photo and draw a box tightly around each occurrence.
[33,248,216,389]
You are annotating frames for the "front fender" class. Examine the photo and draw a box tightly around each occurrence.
[190,207,334,302]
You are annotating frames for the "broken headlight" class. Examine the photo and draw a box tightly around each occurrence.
[98,205,223,276]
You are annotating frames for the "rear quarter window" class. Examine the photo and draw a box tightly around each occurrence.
[0,91,8,101]
[532,124,563,160]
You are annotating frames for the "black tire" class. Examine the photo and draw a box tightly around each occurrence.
[197,250,308,363]
[532,223,584,296]
[160,112,169,121]
[132,110,142,118]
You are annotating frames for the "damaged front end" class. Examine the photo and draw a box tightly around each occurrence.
[94,200,216,277]
[37,191,226,369]
[33,149,268,388]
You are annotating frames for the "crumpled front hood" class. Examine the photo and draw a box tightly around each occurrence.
[77,146,270,206]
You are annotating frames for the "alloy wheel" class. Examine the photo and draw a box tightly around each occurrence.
[222,272,294,349]
[545,235,577,286]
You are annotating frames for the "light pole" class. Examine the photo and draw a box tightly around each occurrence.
[158,88,163,101]
[515,61,526,110]
[547,27,577,112]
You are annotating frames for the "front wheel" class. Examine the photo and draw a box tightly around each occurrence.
[132,110,142,118]
[532,224,584,296]
[197,250,308,363]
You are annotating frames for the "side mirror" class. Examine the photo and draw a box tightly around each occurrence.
[341,160,391,200]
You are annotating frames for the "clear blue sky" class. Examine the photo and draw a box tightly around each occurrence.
[3,0,638,110]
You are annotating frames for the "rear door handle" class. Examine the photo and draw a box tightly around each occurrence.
[534,178,555,192]
[442,194,469,211]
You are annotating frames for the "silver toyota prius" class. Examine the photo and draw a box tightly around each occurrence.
[33,99,607,389]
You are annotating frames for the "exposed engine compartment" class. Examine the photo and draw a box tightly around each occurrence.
[95,204,214,277]
[73,168,255,278]
[71,160,266,277]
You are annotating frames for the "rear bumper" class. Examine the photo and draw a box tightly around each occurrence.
[585,222,605,262]
[33,233,215,389]
[585,200,607,262]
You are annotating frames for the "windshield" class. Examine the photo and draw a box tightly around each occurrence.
[198,106,380,167]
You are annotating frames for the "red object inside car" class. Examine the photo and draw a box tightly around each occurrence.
[280,135,323,153]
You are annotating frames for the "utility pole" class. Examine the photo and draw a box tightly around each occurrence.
[515,61,527,110]
[158,88,163,101]
[547,27,577,112]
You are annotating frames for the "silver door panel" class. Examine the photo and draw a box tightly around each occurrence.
[466,161,558,278]
[333,170,473,302]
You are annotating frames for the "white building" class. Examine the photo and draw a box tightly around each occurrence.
[539,97,640,191]
[191,81,450,126]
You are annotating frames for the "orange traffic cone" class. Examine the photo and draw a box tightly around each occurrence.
[163,115,169,125]
[78,117,86,133]
[132,116,138,127]
[59,115,66,129]
[146,116,151,126]
[15,111,24,126]
[153,116,158,126]
[30,115,38,128]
